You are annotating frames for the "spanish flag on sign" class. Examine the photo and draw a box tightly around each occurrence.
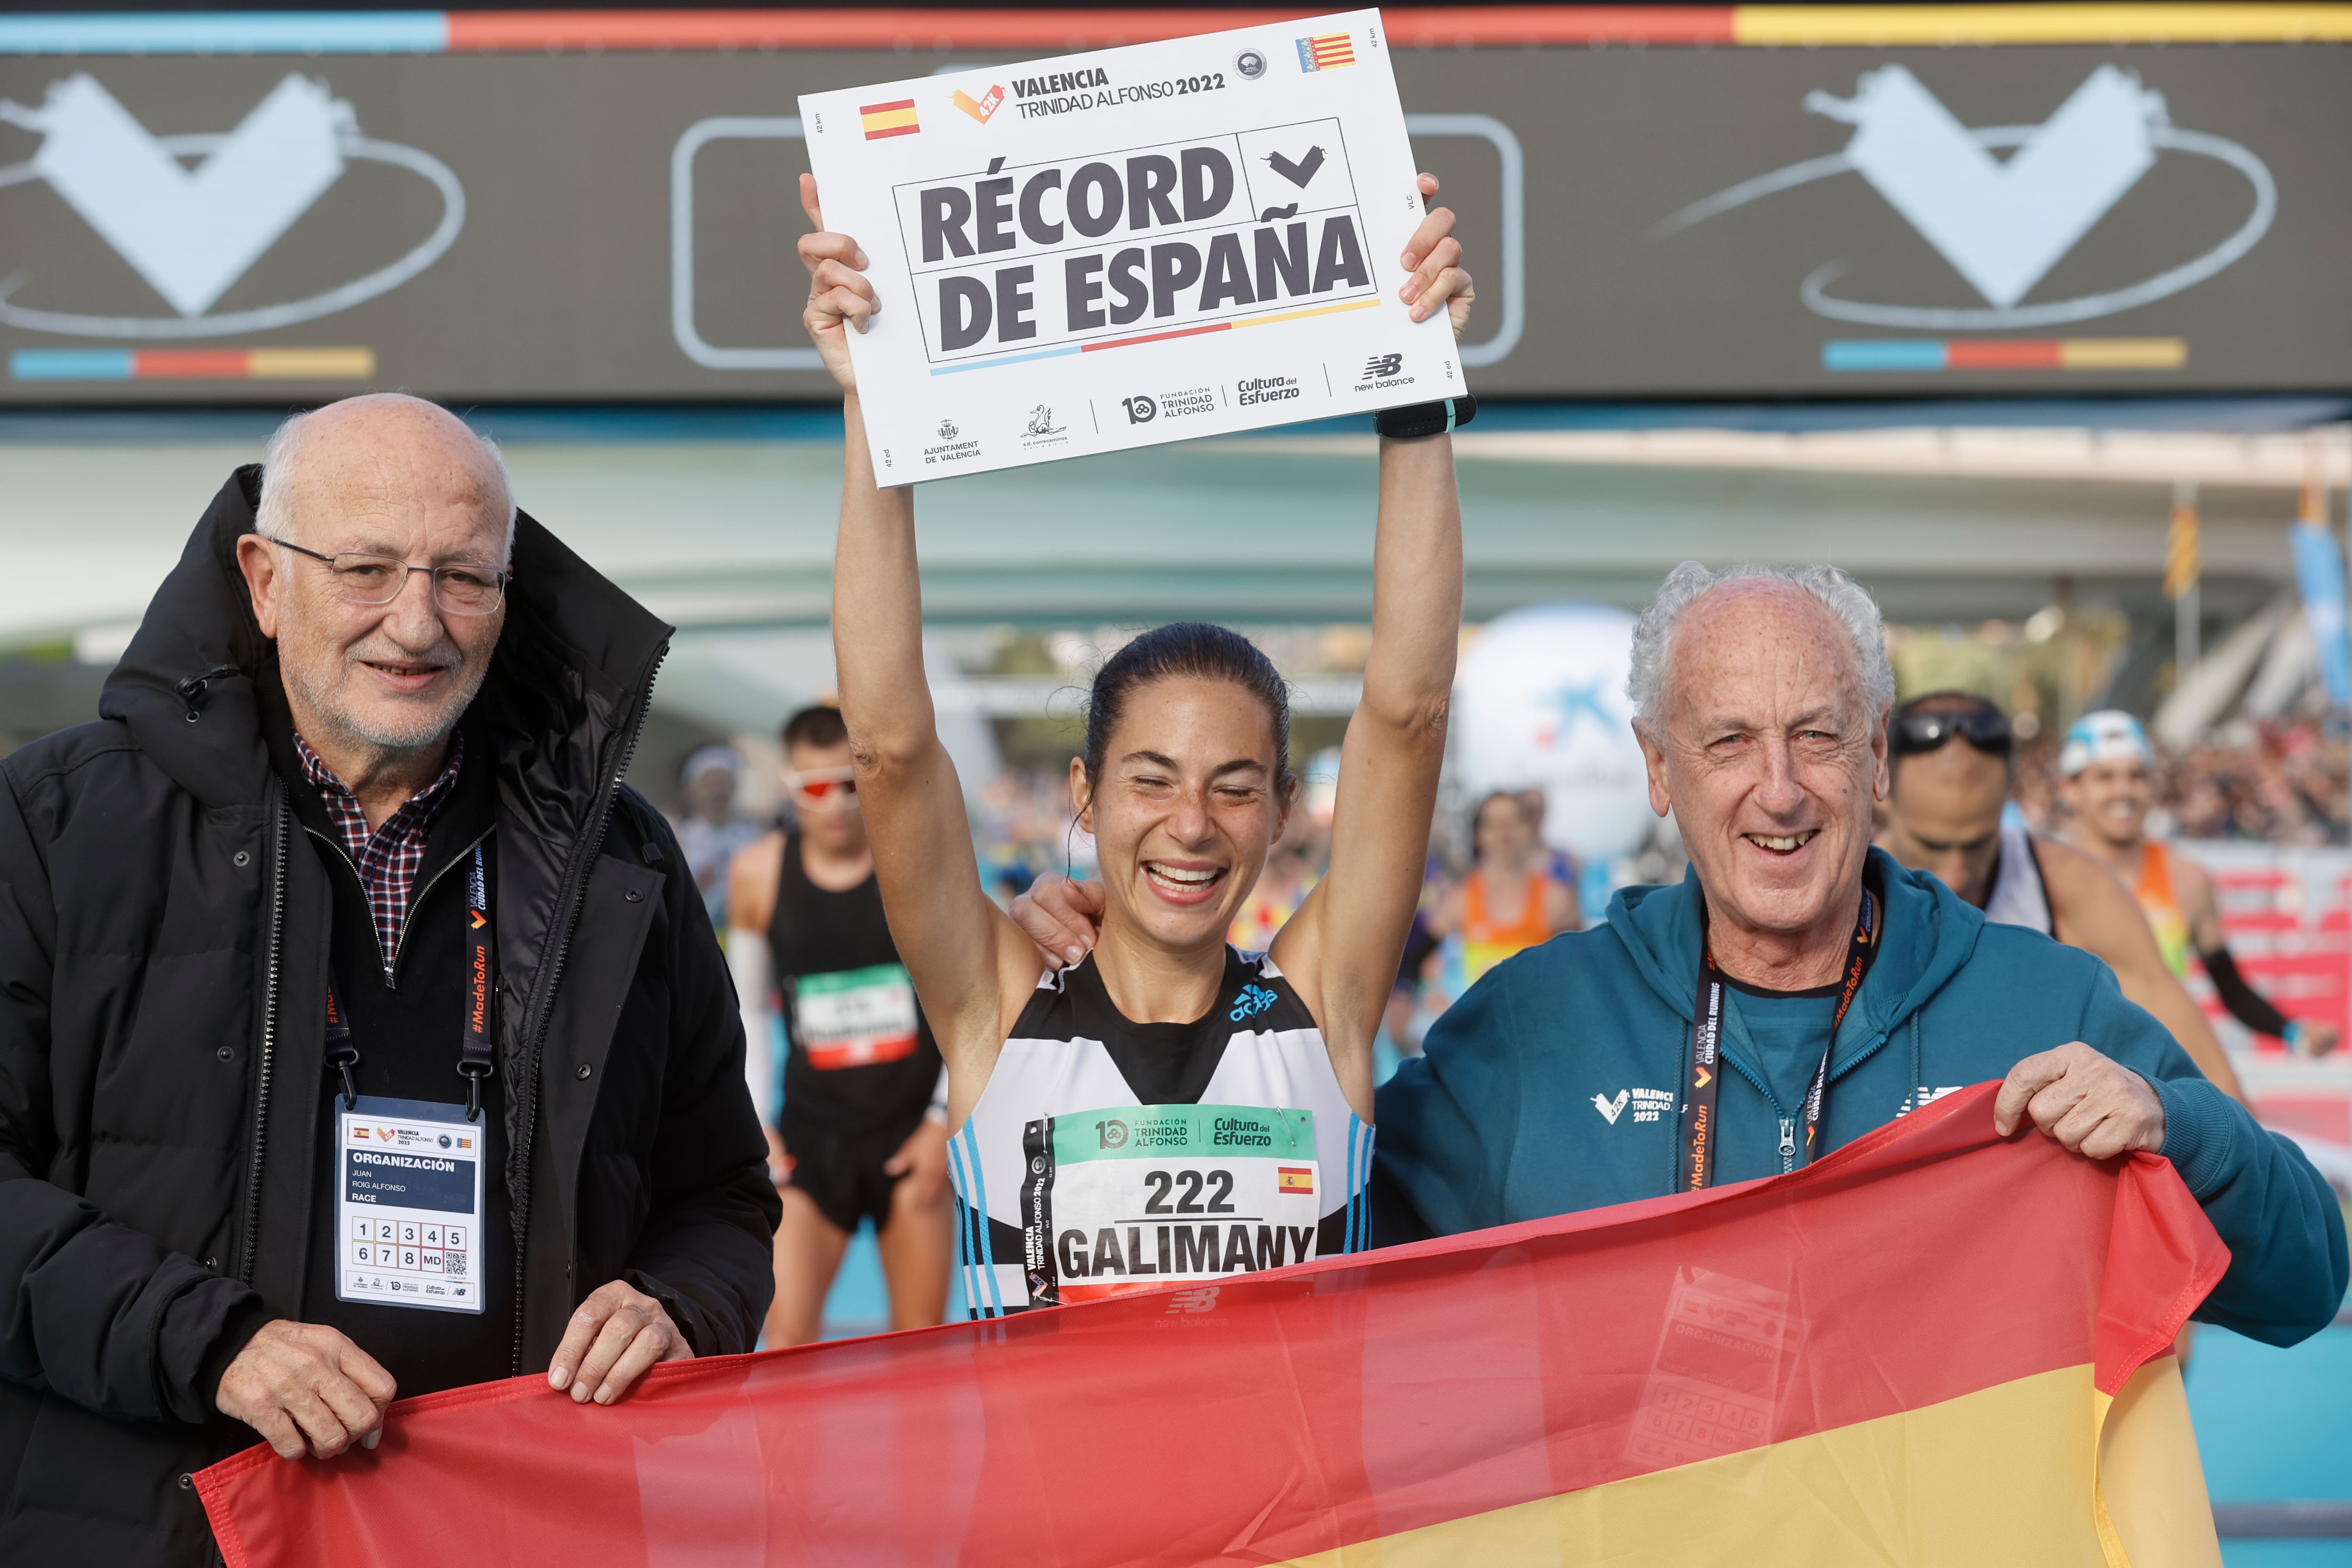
[860,99,919,140]
[1277,1166,1315,1196]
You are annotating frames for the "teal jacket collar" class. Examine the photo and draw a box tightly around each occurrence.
[1602,846,1989,1076]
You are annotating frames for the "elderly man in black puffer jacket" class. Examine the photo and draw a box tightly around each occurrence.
[0,394,779,1563]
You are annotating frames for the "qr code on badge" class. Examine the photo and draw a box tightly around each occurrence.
[444,1252,466,1277]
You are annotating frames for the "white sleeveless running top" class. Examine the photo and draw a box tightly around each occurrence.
[1981,821,2055,936]
[946,946,1372,1318]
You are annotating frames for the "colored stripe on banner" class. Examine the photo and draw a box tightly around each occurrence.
[196,1083,2229,1568]
[1823,338,2187,373]
[0,12,447,53]
[928,296,1381,376]
[10,348,377,382]
[11,8,2347,56]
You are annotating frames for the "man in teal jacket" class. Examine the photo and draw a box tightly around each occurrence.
[1374,563,2346,1347]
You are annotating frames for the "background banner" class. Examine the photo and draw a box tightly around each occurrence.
[2,9,2351,403]
[198,1083,2227,1568]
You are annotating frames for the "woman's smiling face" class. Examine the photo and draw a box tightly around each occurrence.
[1073,675,1291,955]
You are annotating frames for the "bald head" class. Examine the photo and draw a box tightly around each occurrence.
[256,394,514,561]
[238,394,513,793]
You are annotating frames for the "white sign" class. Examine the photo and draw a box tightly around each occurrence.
[799,10,1457,483]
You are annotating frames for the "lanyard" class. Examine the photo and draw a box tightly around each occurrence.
[1677,882,1877,1191]
[328,845,496,1123]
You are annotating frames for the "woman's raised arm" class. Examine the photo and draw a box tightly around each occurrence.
[802,176,1041,1110]
[1274,178,1471,1116]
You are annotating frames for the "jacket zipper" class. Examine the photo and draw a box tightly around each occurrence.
[305,822,495,985]
[508,642,667,1374]
[235,790,290,1285]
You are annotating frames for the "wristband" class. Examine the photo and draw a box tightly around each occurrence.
[1375,393,1478,440]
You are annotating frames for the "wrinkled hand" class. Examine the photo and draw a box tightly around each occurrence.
[547,1280,694,1406]
[215,1319,397,1460]
[798,174,876,394]
[1011,872,1106,970]
[884,1115,953,1210]
[1400,172,1474,340]
[1994,1042,2166,1161]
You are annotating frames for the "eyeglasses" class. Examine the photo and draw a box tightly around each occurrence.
[786,765,858,802]
[258,534,509,616]
[1891,705,2013,758]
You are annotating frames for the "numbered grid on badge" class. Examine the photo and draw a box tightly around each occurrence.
[350,1216,469,1278]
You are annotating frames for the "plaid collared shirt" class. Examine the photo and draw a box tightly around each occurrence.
[294,730,466,976]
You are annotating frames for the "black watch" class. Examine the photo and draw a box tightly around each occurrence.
[1375,393,1478,440]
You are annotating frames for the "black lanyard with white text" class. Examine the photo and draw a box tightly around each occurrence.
[326,844,496,1123]
[1677,882,1877,1191]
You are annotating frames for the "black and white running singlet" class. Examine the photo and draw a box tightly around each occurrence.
[946,947,1373,1317]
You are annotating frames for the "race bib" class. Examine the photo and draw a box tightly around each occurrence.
[792,963,920,1069]
[1019,1104,1319,1306]
[335,1096,484,1314]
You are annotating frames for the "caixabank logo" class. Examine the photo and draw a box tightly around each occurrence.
[0,72,462,343]
[1655,63,2273,333]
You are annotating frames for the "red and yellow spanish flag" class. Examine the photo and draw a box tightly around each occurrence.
[199,1084,2225,1567]
[859,98,918,139]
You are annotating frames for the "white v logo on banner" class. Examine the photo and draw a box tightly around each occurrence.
[1804,64,2162,309]
[0,73,348,317]
[1592,1090,1629,1126]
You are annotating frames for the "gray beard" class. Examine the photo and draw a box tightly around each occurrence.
[285,653,489,758]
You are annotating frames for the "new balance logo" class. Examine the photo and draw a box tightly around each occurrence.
[1363,353,1403,378]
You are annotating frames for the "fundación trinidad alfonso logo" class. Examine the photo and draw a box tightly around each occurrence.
[1654,63,2275,333]
[0,72,464,342]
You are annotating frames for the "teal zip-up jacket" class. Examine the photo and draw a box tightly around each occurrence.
[1374,848,2348,1345]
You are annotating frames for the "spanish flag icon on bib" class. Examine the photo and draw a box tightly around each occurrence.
[1277,1166,1314,1196]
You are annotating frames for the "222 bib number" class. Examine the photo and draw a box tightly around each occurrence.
[1019,1103,1319,1306]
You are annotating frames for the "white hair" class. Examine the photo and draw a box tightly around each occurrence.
[1627,561,1896,732]
[255,401,517,559]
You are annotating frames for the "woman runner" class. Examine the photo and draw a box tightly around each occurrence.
[798,172,1474,1315]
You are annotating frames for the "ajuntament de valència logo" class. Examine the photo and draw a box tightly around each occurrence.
[0,73,464,338]
[1653,63,2275,330]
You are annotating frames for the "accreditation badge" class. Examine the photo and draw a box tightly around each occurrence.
[792,962,921,1069]
[1019,1104,1319,1306]
[335,1096,485,1314]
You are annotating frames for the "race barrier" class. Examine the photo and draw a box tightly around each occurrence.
[199,1082,2226,1568]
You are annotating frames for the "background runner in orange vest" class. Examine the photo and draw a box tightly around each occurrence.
[1429,791,1580,984]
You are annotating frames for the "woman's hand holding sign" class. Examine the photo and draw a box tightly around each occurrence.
[800,173,877,394]
[1398,172,1474,338]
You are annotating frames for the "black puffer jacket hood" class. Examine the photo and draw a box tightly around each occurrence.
[0,468,777,1564]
